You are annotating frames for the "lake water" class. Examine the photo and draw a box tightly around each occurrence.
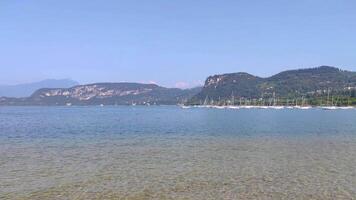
[1,106,356,199]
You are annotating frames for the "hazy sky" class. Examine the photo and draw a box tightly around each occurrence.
[1,0,356,88]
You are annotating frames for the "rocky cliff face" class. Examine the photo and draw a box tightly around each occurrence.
[32,83,158,101]
[0,83,201,106]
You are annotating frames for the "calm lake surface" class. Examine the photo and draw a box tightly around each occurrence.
[1,106,356,199]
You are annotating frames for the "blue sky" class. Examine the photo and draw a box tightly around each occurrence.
[1,0,356,88]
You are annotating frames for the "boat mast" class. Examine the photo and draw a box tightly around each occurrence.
[231,91,235,105]
[204,95,209,105]
[327,88,330,106]
[348,87,351,106]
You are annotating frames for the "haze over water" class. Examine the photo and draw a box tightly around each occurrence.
[1,106,356,199]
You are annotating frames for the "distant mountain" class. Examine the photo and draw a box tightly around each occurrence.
[0,83,202,106]
[0,79,79,97]
[188,66,356,105]
[2,66,355,106]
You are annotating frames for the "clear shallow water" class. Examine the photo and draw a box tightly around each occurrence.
[0,106,356,199]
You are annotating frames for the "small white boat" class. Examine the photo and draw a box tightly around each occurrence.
[240,105,255,109]
[321,106,338,110]
[180,105,191,109]
[293,106,311,110]
[212,105,226,109]
[299,106,312,110]
[271,106,285,110]
[227,106,240,109]
[338,106,354,110]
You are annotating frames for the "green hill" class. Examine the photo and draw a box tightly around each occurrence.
[188,66,356,106]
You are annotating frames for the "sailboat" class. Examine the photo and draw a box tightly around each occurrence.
[201,95,212,108]
[213,96,227,109]
[285,99,294,109]
[299,97,312,109]
[241,98,254,109]
[293,98,305,109]
[257,98,269,109]
[271,92,284,109]
[338,88,354,109]
[228,92,240,109]
[322,89,337,110]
